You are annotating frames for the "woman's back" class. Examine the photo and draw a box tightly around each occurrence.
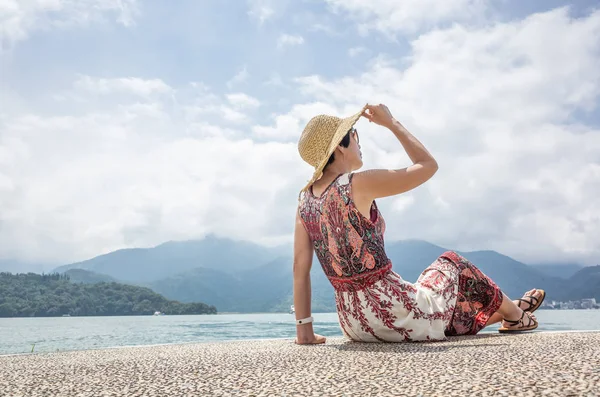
[299,173,460,342]
[298,172,393,289]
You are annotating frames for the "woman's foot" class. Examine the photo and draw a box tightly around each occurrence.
[485,289,546,327]
[516,289,546,312]
[499,310,538,333]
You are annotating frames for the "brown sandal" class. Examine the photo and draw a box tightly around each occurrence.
[498,310,538,333]
[517,289,546,313]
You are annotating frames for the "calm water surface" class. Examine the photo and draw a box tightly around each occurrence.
[1,310,599,355]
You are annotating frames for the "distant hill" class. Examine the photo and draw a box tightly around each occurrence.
[530,264,584,279]
[64,269,117,284]
[53,235,282,283]
[380,240,565,301]
[52,236,588,313]
[0,272,216,317]
[565,265,600,301]
[147,239,566,312]
[149,257,307,313]
[149,267,241,312]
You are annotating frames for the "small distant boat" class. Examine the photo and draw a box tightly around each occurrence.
[62,314,71,317]
[153,311,163,316]
[289,305,295,314]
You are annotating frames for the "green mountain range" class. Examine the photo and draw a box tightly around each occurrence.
[44,237,598,313]
[64,268,117,284]
[529,263,584,279]
[0,272,216,317]
[563,265,600,301]
[54,235,281,283]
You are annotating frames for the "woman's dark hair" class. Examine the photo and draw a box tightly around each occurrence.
[325,131,351,168]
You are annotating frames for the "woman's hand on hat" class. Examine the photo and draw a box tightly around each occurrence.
[362,103,395,129]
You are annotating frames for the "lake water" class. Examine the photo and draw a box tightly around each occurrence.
[1,310,599,355]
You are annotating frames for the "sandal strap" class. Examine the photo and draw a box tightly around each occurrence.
[522,311,536,327]
[503,310,525,326]
[517,295,539,308]
[504,310,537,329]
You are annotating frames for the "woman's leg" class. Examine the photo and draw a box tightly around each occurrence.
[485,289,544,326]
[428,251,541,335]
[486,293,538,330]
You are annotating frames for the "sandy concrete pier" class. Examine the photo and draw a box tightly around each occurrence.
[1,331,599,397]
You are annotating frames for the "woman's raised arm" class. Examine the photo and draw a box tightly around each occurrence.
[353,104,438,204]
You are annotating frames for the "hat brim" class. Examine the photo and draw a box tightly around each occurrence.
[301,105,366,193]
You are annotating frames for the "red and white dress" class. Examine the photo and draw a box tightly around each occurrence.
[298,173,504,342]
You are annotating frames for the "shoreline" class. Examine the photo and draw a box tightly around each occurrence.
[3,328,600,358]
[1,331,599,396]
[1,307,598,319]
[0,335,295,358]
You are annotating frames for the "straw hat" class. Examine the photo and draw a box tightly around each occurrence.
[298,105,366,193]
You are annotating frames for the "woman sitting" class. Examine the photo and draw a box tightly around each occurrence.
[293,103,545,344]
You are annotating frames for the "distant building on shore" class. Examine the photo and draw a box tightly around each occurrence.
[541,298,599,310]
[581,298,597,309]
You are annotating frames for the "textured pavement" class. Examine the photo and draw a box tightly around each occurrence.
[1,331,599,397]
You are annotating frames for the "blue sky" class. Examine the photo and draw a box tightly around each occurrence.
[1,0,599,270]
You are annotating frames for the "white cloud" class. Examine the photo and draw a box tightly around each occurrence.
[226,66,249,89]
[324,0,487,35]
[253,102,342,140]
[1,3,600,269]
[392,195,415,213]
[227,93,261,109]
[180,87,257,126]
[309,23,339,36]
[277,7,600,264]
[0,87,305,264]
[277,34,304,49]
[186,104,248,124]
[186,121,241,139]
[220,106,248,123]
[264,73,285,87]
[74,76,172,97]
[348,46,366,57]
[0,0,139,48]
[247,0,274,25]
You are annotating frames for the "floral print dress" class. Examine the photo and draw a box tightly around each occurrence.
[298,173,504,342]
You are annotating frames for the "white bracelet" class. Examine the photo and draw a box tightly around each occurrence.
[296,316,314,325]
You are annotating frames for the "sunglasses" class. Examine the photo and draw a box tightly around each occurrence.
[348,127,359,144]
